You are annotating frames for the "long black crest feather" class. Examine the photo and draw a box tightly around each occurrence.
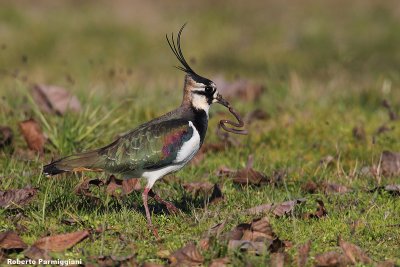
[166,24,197,76]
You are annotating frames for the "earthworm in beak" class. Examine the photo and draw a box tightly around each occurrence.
[216,94,248,135]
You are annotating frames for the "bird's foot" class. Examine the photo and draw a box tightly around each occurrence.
[163,201,180,215]
[149,190,180,215]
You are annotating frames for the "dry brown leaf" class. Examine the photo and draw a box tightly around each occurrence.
[33,230,90,252]
[106,175,141,196]
[296,240,311,267]
[304,200,327,219]
[227,217,284,255]
[0,126,13,148]
[376,259,396,267]
[244,198,306,217]
[322,183,351,194]
[88,254,137,267]
[0,187,38,209]
[381,151,400,177]
[31,84,81,115]
[24,245,51,260]
[182,182,214,195]
[382,99,399,121]
[74,178,104,200]
[302,181,350,195]
[169,242,204,266]
[314,251,351,267]
[213,76,265,102]
[338,237,372,265]
[302,180,318,194]
[228,240,268,255]
[142,263,165,267]
[19,119,46,153]
[270,252,287,267]
[209,257,230,267]
[384,185,400,195]
[0,231,28,250]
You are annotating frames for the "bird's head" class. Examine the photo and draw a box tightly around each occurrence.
[166,24,229,114]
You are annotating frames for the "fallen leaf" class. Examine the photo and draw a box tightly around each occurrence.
[314,251,351,267]
[142,263,165,267]
[228,240,268,255]
[88,254,137,267]
[24,245,51,260]
[227,217,284,255]
[383,185,400,195]
[0,126,13,148]
[183,182,214,195]
[322,183,351,194]
[106,175,141,196]
[244,198,306,217]
[381,151,400,176]
[19,119,46,153]
[377,259,396,267]
[169,242,204,266]
[0,187,38,209]
[32,230,89,252]
[296,240,311,267]
[74,178,104,200]
[302,181,318,194]
[338,237,372,265]
[382,99,398,121]
[270,252,287,267]
[213,76,265,102]
[0,231,28,250]
[207,221,226,237]
[209,257,230,267]
[304,200,327,219]
[375,125,394,136]
[31,84,81,115]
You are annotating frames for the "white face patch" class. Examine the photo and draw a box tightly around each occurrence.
[191,93,210,115]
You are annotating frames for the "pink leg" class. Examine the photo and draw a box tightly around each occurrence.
[149,189,180,215]
[142,187,159,239]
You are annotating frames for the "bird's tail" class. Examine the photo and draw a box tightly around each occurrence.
[43,150,103,176]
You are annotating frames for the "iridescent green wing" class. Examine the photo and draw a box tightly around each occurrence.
[98,119,193,173]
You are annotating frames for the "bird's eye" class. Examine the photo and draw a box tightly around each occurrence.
[205,86,213,94]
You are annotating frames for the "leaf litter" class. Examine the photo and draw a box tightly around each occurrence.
[0,187,38,209]
[182,182,224,204]
[243,198,306,217]
[380,151,400,177]
[216,155,269,186]
[0,126,13,149]
[168,242,204,266]
[226,217,285,255]
[18,119,46,154]
[31,84,81,115]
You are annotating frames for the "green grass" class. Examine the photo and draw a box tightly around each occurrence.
[1,0,400,265]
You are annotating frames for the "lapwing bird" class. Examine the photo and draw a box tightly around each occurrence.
[43,25,232,237]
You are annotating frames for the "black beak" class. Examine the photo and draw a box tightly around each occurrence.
[216,93,230,108]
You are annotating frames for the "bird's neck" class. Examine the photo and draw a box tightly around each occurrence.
[183,104,208,145]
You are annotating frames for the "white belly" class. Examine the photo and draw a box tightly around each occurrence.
[142,121,200,188]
